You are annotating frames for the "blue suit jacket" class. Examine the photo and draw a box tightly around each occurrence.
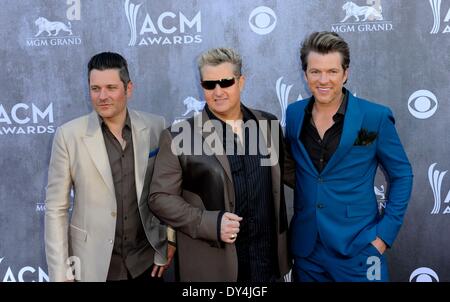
[285,91,413,258]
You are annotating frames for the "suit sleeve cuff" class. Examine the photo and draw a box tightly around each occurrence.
[217,211,225,242]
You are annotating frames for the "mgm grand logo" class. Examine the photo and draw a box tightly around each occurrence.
[26,16,82,47]
[25,1,82,47]
[331,0,393,33]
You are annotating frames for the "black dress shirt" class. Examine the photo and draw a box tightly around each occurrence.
[300,89,349,173]
[205,105,278,282]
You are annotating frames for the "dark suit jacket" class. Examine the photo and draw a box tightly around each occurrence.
[149,108,291,281]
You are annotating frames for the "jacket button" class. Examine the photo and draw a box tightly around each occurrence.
[317,204,325,209]
[111,211,116,217]
[109,239,113,244]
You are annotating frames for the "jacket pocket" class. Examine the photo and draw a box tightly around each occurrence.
[69,224,87,242]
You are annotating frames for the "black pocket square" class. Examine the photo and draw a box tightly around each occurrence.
[354,129,377,146]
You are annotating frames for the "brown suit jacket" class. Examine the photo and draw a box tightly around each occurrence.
[149,108,291,281]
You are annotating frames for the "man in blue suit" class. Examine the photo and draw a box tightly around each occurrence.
[285,31,413,282]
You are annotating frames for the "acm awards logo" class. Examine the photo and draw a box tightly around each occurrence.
[0,257,49,282]
[430,0,450,34]
[409,267,439,282]
[0,103,54,135]
[408,90,438,119]
[331,0,393,33]
[124,0,202,47]
[275,77,303,128]
[428,163,450,215]
[248,6,277,35]
[26,0,82,47]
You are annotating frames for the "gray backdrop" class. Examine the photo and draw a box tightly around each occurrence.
[0,0,448,282]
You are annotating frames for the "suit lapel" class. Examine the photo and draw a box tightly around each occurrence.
[82,111,115,197]
[130,110,150,201]
[198,110,233,182]
[321,94,363,175]
[294,99,319,176]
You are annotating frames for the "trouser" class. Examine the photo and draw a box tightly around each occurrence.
[293,238,389,282]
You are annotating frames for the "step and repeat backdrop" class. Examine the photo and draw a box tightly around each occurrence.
[0,0,449,282]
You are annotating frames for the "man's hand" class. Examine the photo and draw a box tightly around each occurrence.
[220,212,242,243]
[151,244,177,278]
[371,237,387,255]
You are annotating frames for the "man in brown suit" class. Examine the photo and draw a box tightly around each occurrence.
[149,48,290,281]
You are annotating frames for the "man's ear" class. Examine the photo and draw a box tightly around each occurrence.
[238,75,245,92]
[126,81,134,98]
[343,68,349,84]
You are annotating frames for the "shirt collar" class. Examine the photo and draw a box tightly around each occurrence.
[98,110,131,130]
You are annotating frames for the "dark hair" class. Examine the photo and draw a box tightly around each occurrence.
[87,52,131,89]
[300,31,350,72]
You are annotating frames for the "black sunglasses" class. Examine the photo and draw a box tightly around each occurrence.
[200,77,237,90]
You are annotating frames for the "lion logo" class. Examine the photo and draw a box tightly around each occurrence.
[35,17,73,37]
[340,1,383,22]
[182,97,205,116]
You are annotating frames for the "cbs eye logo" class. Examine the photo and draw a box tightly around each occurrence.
[249,6,277,35]
[408,90,438,119]
[409,267,439,282]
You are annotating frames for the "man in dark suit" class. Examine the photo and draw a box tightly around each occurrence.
[285,31,413,281]
[149,47,290,281]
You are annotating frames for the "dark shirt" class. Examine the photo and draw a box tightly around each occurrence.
[205,105,278,282]
[300,89,348,173]
[100,113,153,280]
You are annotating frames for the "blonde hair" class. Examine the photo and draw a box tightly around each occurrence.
[197,47,242,79]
